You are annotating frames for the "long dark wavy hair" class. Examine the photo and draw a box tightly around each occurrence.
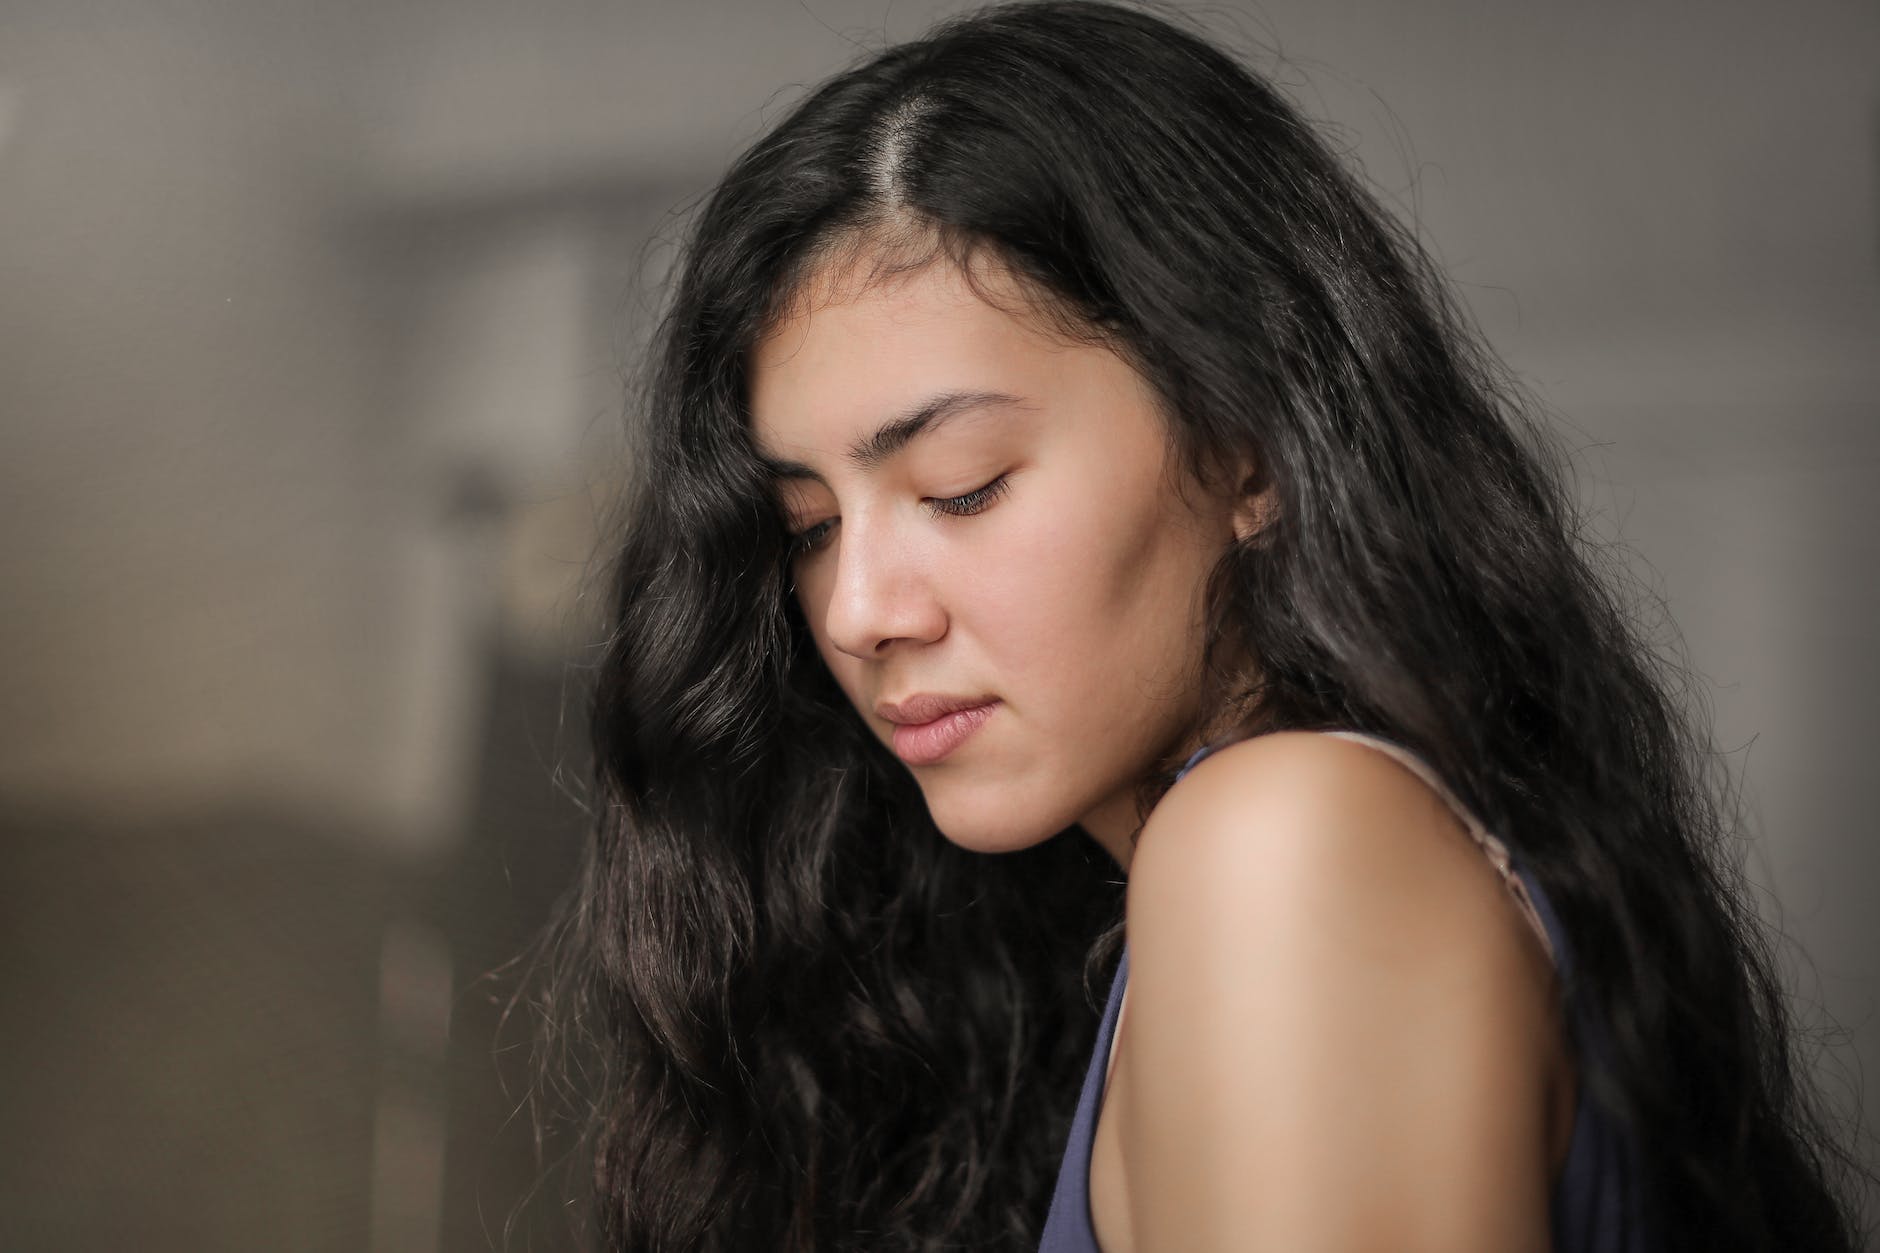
[527,2,1871,1248]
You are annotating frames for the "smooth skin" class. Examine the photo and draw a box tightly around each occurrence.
[747,244,1572,1251]
[749,246,1260,865]
[1099,731,1576,1253]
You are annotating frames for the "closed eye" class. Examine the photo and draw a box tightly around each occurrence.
[789,517,836,556]
[786,472,1013,560]
[925,472,1011,519]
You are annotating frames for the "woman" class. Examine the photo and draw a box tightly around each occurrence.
[538,1,1869,1248]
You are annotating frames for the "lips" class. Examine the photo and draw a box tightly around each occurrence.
[876,694,1000,766]
[875,692,998,726]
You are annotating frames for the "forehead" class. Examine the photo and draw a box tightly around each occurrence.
[746,253,1083,450]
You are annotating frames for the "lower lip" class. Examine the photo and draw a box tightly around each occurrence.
[890,702,999,765]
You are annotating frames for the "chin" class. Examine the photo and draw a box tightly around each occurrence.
[933,823,1057,857]
[919,786,1064,856]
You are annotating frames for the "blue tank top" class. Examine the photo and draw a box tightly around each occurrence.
[1036,731,1650,1252]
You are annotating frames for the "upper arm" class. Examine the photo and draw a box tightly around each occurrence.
[1118,732,1562,1253]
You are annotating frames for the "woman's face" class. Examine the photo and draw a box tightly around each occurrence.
[748,250,1257,870]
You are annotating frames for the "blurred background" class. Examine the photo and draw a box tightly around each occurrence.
[0,0,1874,1248]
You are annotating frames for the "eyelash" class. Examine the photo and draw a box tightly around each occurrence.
[789,473,1012,557]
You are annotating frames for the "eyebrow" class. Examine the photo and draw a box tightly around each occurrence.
[756,389,1031,482]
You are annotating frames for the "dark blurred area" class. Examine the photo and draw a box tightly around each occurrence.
[1,1,1875,1249]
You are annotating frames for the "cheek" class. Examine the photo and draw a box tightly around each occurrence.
[963,478,1177,680]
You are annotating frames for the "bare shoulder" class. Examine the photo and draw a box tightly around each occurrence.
[1131,730,1548,962]
[1116,731,1566,1251]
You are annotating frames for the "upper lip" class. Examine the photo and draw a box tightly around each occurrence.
[875,693,999,725]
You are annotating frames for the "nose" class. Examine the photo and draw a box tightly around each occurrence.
[818,508,948,659]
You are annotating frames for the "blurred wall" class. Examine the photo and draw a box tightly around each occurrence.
[1,0,1875,1248]
[0,1,400,828]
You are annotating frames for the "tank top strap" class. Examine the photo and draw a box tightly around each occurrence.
[1171,730,1558,969]
[1320,730,1557,967]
